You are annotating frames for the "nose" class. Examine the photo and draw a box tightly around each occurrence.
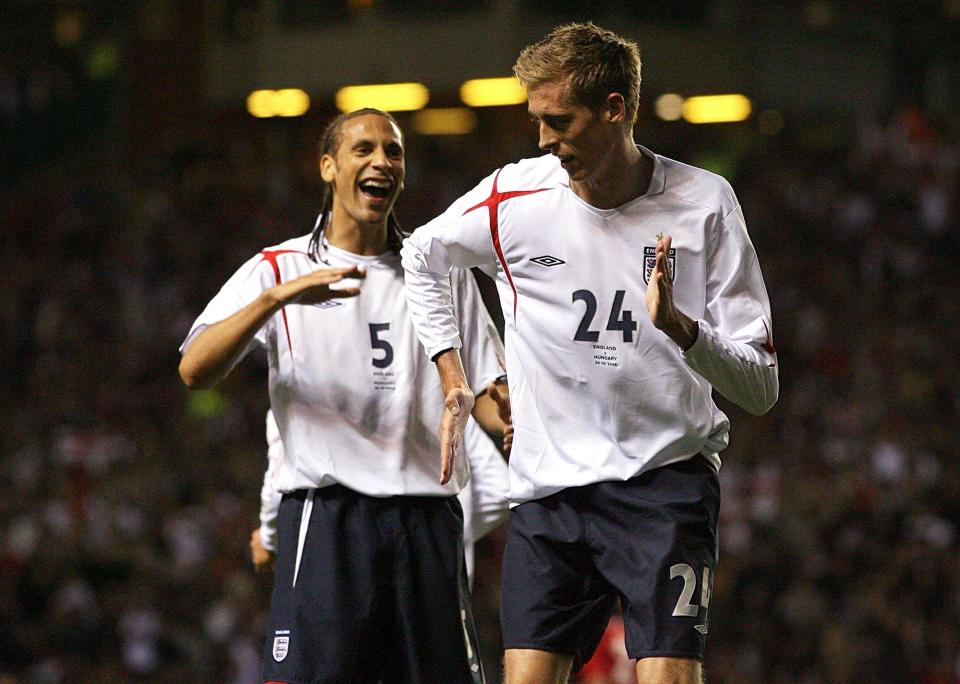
[371,146,392,172]
[538,122,558,152]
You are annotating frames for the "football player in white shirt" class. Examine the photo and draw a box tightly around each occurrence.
[401,23,778,684]
[179,109,509,684]
[250,409,510,587]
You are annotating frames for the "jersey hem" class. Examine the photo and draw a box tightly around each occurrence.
[508,453,719,505]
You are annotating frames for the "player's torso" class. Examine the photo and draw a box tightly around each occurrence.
[496,186,709,381]
[264,246,441,444]
[490,183,724,490]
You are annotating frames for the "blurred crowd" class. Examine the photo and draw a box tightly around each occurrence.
[1,99,958,683]
[706,107,960,684]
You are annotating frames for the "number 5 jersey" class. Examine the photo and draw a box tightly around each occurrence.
[401,148,778,504]
[181,236,505,498]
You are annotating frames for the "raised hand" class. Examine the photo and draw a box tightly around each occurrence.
[180,265,366,390]
[645,234,697,350]
[645,233,675,329]
[439,386,475,484]
[273,265,366,306]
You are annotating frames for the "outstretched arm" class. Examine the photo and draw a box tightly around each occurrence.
[402,171,505,482]
[179,265,365,389]
[435,350,475,485]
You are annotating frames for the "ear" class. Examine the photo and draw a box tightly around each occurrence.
[604,92,627,125]
[319,154,337,183]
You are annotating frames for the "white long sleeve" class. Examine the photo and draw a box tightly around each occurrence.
[402,168,504,359]
[258,410,283,553]
[681,203,778,415]
[683,320,778,416]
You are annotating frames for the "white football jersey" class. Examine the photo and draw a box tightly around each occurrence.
[182,235,505,497]
[402,148,778,503]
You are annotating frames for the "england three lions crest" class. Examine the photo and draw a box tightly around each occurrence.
[273,632,290,661]
[643,245,676,284]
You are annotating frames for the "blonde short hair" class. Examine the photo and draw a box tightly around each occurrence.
[514,22,641,125]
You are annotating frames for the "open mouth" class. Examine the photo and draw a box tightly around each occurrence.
[359,178,393,200]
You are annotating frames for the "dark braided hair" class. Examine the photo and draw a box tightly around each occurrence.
[308,108,407,262]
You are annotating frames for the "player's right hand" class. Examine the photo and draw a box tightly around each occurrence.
[439,387,475,485]
[250,528,276,573]
[272,265,366,306]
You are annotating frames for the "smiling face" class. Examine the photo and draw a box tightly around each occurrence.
[321,113,405,229]
[527,79,622,184]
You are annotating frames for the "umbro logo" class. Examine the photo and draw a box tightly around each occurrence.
[314,301,343,309]
[530,255,565,267]
[694,624,708,635]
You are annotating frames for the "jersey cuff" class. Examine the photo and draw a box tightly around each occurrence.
[680,320,710,360]
[428,339,462,361]
[259,523,277,553]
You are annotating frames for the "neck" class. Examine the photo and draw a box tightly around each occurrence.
[570,136,652,210]
[325,213,390,256]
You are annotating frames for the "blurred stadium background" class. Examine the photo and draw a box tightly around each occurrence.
[1,1,959,682]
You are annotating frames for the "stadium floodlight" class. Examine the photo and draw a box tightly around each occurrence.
[247,90,277,118]
[247,89,311,118]
[459,77,527,107]
[682,94,752,124]
[273,89,310,117]
[654,93,685,121]
[335,83,429,113]
[412,107,478,135]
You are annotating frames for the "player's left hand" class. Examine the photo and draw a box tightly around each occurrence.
[646,233,676,327]
[646,234,697,349]
[439,387,475,484]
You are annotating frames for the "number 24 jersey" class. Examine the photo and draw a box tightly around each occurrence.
[402,148,777,503]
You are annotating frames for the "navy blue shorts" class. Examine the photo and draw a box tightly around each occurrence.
[261,486,484,684]
[500,456,720,668]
